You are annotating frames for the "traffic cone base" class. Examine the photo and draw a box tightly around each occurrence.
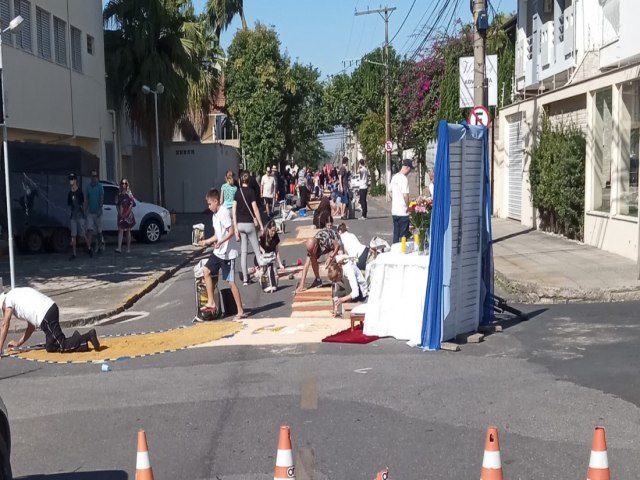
[375,468,389,480]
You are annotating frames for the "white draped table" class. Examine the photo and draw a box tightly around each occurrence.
[363,250,430,345]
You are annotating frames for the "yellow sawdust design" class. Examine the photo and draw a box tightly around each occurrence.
[12,322,242,363]
[280,225,318,246]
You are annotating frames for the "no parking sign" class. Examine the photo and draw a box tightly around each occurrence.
[467,105,491,127]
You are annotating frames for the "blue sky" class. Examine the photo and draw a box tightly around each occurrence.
[193,0,518,78]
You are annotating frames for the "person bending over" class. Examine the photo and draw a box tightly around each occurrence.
[296,226,342,292]
[337,223,370,271]
[327,261,368,317]
[0,287,100,355]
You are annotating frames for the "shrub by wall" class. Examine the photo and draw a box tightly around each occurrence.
[529,115,586,240]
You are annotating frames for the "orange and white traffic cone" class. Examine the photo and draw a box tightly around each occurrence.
[274,425,296,480]
[374,467,389,480]
[587,426,610,480]
[135,430,154,480]
[480,426,503,480]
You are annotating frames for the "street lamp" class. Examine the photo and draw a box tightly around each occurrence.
[142,82,164,206]
[1,15,24,289]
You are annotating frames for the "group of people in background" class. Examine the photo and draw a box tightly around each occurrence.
[67,171,137,260]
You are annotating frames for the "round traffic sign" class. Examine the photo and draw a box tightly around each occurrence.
[384,140,393,152]
[468,105,492,127]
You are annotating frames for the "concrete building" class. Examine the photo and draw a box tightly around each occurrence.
[0,0,113,176]
[495,0,640,261]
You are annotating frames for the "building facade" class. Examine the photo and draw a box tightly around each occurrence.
[0,0,113,177]
[495,0,640,261]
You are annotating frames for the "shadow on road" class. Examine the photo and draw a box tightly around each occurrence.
[17,472,128,479]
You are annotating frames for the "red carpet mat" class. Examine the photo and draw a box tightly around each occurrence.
[322,324,380,344]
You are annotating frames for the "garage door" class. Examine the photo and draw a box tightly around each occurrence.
[507,117,523,220]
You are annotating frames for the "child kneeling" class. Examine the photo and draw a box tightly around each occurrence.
[327,261,368,317]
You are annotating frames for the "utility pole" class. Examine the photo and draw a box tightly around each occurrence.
[355,6,396,200]
[473,0,488,107]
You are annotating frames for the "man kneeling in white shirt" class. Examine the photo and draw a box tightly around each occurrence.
[0,287,100,355]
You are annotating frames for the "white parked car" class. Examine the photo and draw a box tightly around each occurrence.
[100,181,171,243]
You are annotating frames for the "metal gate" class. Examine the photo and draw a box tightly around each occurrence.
[507,117,523,220]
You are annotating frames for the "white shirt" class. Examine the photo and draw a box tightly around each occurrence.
[390,172,410,216]
[340,231,366,258]
[343,263,369,300]
[359,166,369,190]
[261,174,275,197]
[4,287,54,328]
[212,206,238,260]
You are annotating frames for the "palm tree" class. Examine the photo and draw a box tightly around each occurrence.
[103,0,198,141]
[206,0,247,38]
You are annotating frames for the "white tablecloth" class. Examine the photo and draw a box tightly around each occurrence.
[364,251,429,345]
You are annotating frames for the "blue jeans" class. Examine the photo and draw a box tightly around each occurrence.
[392,215,410,244]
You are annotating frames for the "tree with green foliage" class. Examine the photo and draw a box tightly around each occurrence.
[206,0,247,38]
[529,116,586,240]
[104,0,199,141]
[357,111,385,186]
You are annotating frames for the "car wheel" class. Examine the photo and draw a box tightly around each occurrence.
[141,218,162,243]
[23,229,44,254]
[0,430,12,480]
[50,228,71,254]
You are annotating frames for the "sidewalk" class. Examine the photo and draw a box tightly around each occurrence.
[369,196,640,303]
[0,219,205,332]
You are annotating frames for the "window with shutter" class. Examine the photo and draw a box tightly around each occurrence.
[36,7,51,60]
[14,0,31,52]
[0,0,11,46]
[70,25,81,72]
[53,16,66,66]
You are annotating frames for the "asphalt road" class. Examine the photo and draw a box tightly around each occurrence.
[2,202,640,479]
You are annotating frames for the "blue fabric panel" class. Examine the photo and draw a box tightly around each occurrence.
[420,120,452,350]
[480,126,495,325]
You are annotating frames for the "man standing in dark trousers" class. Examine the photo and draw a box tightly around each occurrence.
[0,287,100,355]
[358,159,369,220]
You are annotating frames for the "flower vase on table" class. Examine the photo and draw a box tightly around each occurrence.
[418,226,430,254]
[408,196,433,255]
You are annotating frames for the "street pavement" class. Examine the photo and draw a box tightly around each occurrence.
[2,198,640,478]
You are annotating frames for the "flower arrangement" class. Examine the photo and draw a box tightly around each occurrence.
[408,196,433,232]
[408,196,433,253]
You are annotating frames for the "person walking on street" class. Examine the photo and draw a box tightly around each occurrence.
[358,159,369,220]
[390,159,413,244]
[260,167,276,217]
[338,157,350,219]
[198,189,247,319]
[233,172,268,286]
[115,178,136,253]
[67,173,90,260]
[84,170,104,254]
[220,170,238,210]
[0,287,100,355]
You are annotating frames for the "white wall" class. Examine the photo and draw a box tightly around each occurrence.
[599,0,640,68]
[2,0,108,151]
[163,142,242,213]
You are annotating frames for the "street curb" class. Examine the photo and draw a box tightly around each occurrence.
[55,247,206,330]
[494,269,640,304]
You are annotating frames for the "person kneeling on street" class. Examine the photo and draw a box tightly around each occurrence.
[327,261,368,318]
[0,287,100,355]
[198,188,247,320]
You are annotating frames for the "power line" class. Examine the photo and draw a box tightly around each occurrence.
[389,0,417,44]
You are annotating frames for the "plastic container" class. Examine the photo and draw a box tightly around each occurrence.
[101,362,112,372]
[299,208,306,217]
